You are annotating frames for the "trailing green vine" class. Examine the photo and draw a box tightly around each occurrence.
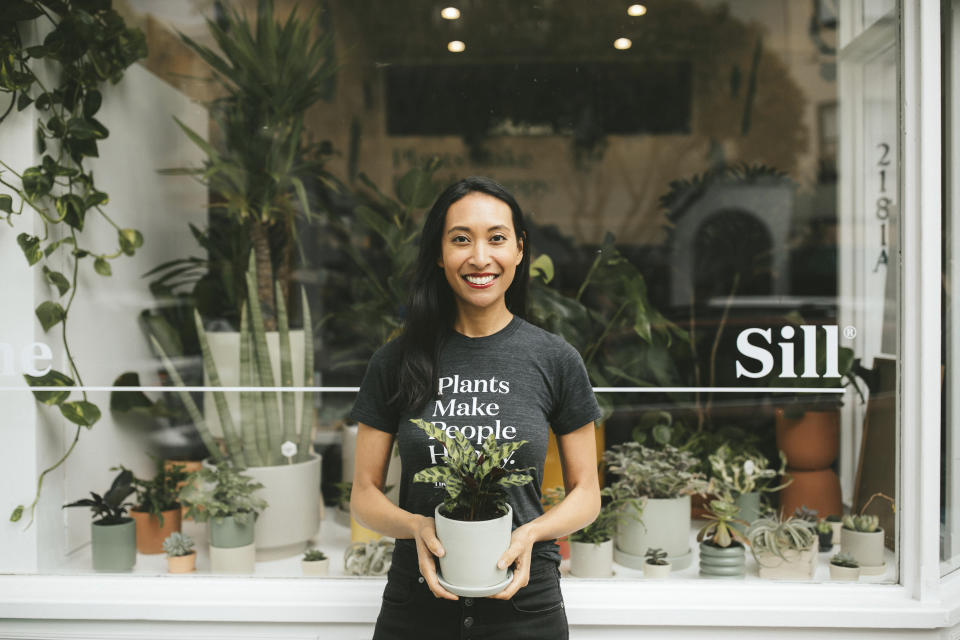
[0,0,146,526]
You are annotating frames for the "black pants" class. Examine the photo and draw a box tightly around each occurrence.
[372,543,569,640]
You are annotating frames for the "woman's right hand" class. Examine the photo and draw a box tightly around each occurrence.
[412,514,458,600]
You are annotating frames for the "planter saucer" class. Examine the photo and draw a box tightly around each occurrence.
[615,546,692,571]
[859,562,886,576]
[437,570,513,597]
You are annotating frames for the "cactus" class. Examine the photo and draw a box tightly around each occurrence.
[163,532,195,557]
[153,252,315,468]
[830,552,859,568]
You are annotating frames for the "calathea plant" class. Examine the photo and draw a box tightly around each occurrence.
[410,418,535,521]
[62,468,135,524]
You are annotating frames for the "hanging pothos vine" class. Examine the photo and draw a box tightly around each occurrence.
[0,0,146,526]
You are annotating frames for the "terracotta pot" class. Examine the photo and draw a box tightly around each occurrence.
[167,551,197,573]
[774,408,839,470]
[778,468,842,519]
[691,492,717,520]
[131,507,181,554]
[556,535,570,560]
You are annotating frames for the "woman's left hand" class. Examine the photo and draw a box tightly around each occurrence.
[488,523,537,600]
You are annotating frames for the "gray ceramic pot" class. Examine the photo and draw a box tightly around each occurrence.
[698,540,746,578]
[91,518,136,572]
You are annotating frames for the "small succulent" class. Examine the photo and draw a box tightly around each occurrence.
[830,552,859,568]
[816,519,833,534]
[162,532,195,557]
[344,539,394,576]
[842,514,880,532]
[303,548,327,562]
[645,547,669,566]
[696,494,750,548]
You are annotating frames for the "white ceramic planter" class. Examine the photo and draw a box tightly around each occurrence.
[243,453,322,559]
[301,558,330,576]
[210,542,256,574]
[203,329,306,439]
[840,528,885,570]
[342,424,401,504]
[829,563,861,581]
[643,560,672,578]
[615,495,692,570]
[434,503,512,595]
[754,543,817,579]
[828,519,843,545]
[569,539,613,578]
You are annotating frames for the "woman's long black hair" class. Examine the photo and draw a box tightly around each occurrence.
[393,176,531,414]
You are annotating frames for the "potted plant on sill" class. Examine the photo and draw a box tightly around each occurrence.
[163,532,197,574]
[152,254,320,557]
[840,492,894,575]
[816,519,834,553]
[825,514,843,545]
[301,548,330,576]
[117,460,189,554]
[747,514,818,580]
[643,548,672,578]
[568,490,620,578]
[603,442,708,571]
[178,462,267,574]
[62,469,137,572]
[697,493,750,578]
[829,552,860,581]
[344,539,395,576]
[410,418,536,597]
[707,443,791,526]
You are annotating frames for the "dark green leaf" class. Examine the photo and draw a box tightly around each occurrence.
[56,194,86,230]
[396,167,436,209]
[16,93,33,111]
[81,89,101,117]
[35,301,65,331]
[110,372,154,413]
[16,233,42,266]
[21,167,52,200]
[46,116,65,136]
[35,94,51,111]
[0,194,12,213]
[118,228,143,255]
[60,401,101,428]
[93,257,111,276]
[42,266,70,296]
[85,191,108,208]
[24,369,75,405]
[66,117,106,140]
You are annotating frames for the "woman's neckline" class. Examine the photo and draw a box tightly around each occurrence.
[449,314,522,345]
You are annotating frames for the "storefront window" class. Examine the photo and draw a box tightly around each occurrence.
[0,0,899,585]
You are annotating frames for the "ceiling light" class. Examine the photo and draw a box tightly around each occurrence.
[448,40,466,53]
[441,7,461,20]
[614,38,632,50]
[627,4,647,16]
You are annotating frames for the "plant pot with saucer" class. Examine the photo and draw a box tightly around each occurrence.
[411,419,536,597]
[63,468,138,573]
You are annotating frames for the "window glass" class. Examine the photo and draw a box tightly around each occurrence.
[0,0,899,583]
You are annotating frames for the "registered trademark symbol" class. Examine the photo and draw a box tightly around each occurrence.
[843,325,857,339]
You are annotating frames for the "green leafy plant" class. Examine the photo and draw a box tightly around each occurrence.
[115,460,188,527]
[166,0,336,321]
[303,548,327,562]
[696,493,750,548]
[177,462,267,525]
[707,443,790,497]
[151,253,315,467]
[2,0,147,527]
[162,532,195,558]
[603,442,708,500]
[747,515,817,566]
[410,418,535,521]
[644,548,668,566]
[830,552,859,568]
[62,468,135,525]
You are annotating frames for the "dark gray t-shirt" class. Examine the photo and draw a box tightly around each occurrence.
[349,315,601,565]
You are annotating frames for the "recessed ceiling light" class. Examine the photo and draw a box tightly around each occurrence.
[614,37,632,50]
[627,4,647,17]
[448,40,466,53]
[441,7,461,20]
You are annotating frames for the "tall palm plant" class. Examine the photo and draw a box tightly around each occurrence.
[168,0,336,326]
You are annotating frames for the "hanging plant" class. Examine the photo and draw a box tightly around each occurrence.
[0,0,146,526]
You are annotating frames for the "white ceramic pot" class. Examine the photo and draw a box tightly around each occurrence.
[615,496,691,568]
[828,519,843,545]
[829,563,860,581]
[434,503,512,593]
[840,528,885,568]
[643,560,672,579]
[569,539,613,578]
[203,330,306,439]
[210,542,256,574]
[242,453,322,559]
[755,542,817,579]
[342,424,401,504]
[301,558,330,576]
